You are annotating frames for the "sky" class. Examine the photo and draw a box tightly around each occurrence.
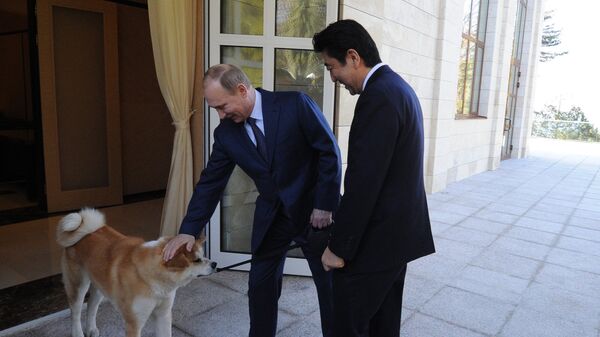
[534,0,600,126]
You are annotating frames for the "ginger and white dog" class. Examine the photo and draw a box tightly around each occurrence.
[56,208,216,337]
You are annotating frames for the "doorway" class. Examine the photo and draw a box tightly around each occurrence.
[0,0,45,222]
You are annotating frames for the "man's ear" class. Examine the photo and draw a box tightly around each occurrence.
[346,49,361,68]
[237,83,248,98]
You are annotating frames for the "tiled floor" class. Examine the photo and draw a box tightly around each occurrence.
[2,138,600,337]
[0,198,163,289]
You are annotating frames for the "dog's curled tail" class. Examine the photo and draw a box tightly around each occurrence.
[56,208,105,247]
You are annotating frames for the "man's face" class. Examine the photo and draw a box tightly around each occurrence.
[204,81,251,123]
[320,52,360,95]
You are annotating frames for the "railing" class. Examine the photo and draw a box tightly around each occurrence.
[531,119,600,142]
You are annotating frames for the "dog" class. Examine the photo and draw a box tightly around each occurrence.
[56,208,216,337]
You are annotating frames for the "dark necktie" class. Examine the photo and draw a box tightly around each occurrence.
[247,117,267,161]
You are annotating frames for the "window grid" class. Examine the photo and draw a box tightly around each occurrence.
[456,0,489,118]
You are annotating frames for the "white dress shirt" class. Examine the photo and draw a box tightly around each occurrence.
[245,90,264,146]
[362,63,385,92]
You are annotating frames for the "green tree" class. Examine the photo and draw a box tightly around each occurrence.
[532,105,600,142]
[540,10,568,62]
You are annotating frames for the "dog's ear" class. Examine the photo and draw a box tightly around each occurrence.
[164,246,190,270]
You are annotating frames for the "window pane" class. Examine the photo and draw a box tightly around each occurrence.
[477,0,489,41]
[220,46,263,87]
[462,0,472,35]
[456,38,469,115]
[471,0,480,38]
[219,46,263,254]
[221,0,264,35]
[276,0,326,38]
[275,48,324,109]
[463,42,476,115]
[471,47,484,114]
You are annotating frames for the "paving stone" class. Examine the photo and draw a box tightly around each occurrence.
[563,226,600,243]
[524,209,571,224]
[498,307,597,337]
[520,283,600,329]
[435,202,481,216]
[532,202,575,216]
[573,208,600,220]
[535,264,600,298]
[514,216,564,234]
[429,210,469,225]
[474,210,519,225]
[431,238,484,264]
[400,313,487,337]
[429,220,452,235]
[421,287,515,335]
[569,216,600,230]
[438,226,498,247]
[546,248,600,274]
[458,217,510,234]
[483,202,529,216]
[471,249,541,280]
[173,278,245,320]
[458,265,529,295]
[490,236,551,261]
[407,254,466,284]
[402,274,445,310]
[556,235,600,257]
[504,226,557,245]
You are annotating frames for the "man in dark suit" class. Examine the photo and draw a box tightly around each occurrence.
[313,20,436,337]
[162,64,341,337]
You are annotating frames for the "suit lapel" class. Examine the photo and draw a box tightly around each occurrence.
[258,89,279,168]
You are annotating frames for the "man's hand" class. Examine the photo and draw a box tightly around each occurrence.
[310,208,332,229]
[321,246,345,271]
[162,234,195,261]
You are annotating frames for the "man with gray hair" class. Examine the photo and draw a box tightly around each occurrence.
[163,64,341,337]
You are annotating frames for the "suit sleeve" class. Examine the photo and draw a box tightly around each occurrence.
[297,93,342,212]
[179,131,236,238]
[328,95,400,261]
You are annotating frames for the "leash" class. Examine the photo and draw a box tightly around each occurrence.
[216,242,302,272]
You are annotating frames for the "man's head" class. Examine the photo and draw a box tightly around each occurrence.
[313,20,382,95]
[203,64,255,123]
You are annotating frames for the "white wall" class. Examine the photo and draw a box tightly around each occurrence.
[337,0,545,192]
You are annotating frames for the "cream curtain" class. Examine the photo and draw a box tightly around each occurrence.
[147,0,197,236]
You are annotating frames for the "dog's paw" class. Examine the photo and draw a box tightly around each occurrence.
[84,327,99,337]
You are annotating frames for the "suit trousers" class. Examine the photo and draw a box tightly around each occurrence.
[332,264,407,337]
[248,209,333,337]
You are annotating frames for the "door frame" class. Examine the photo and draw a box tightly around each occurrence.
[205,0,338,276]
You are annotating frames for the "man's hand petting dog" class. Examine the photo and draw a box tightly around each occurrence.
[163,233,196,261]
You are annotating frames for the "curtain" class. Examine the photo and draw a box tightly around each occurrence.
[147,0,197,236]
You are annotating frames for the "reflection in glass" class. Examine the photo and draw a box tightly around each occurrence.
[463,42,476,115]
[462,0,471,35]
[471,47,484,113]
[456,39,468,114]
[220,46,263,88]
[275,48,324,109]
[276,0,326,38]
[221,0,264,35]
[220,167,256,253]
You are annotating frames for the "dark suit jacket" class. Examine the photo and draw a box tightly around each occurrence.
[179,89,341,253]
[329,65,435,273]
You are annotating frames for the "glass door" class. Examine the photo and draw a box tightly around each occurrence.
[206,0,337,276]
[502,0,527,159]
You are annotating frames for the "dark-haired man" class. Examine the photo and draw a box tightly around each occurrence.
[313,20,435,337]
[163,64,341,337]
